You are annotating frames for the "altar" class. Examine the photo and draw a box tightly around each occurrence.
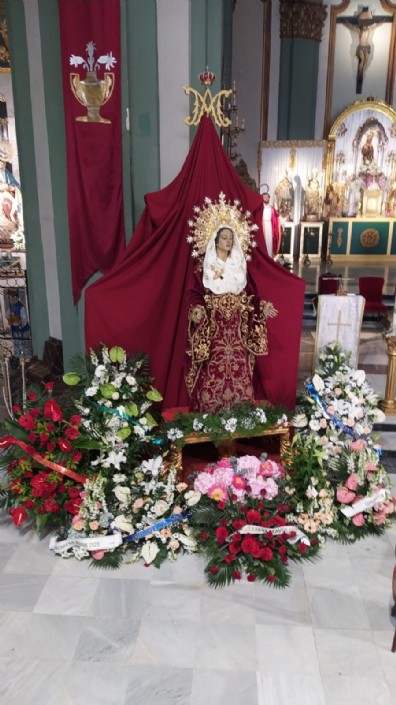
[328,217,396,259]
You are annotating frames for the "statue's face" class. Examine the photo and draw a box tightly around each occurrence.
[0,159,5,170]
[262,193,270,204]
[215,228,233,254]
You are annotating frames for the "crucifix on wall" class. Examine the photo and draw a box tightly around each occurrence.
[337,7,391,94]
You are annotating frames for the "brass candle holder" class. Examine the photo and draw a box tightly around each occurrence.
[380,336,396,414]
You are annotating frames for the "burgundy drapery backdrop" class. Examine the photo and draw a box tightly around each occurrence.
[59,0,125,303]
[85,117,305,410]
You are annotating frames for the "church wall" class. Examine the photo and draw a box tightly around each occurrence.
[6,0,51,358]
[231,0,263,186]
[277,37,320,140]
[157,0,190,188]
[6,0,85,365]
[124,0,160,228]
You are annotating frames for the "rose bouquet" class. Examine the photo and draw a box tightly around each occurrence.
[189,454,321,588]
[327,440,396,541]
[0,383,91,533]
[50,455,200,568]
[294,343,385,458]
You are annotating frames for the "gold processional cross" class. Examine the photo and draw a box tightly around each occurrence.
[328,310,351,343]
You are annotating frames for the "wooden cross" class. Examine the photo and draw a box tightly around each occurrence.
[328,310,351,343]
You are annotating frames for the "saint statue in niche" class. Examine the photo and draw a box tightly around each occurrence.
[361,131,375,166]
[338,7,390,94]
[274,169,294,221]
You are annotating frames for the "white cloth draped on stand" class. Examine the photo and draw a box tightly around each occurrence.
[313,294,365,371]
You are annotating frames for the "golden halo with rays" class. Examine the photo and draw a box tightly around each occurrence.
[186,191,258,266]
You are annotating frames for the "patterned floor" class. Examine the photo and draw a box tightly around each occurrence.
[0,259,396,705]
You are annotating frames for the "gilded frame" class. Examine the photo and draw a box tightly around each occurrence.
[323,1,396,137]
[326,98,396,187]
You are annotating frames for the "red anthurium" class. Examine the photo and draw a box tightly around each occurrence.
[44,399,63,422]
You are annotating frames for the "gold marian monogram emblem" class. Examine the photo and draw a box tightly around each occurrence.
[69,41,117,124]
[183,85,232,128]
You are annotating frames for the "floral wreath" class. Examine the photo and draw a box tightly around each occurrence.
[187,191,258,266]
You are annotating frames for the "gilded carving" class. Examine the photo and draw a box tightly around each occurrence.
[360,228,380,248]
[279,0,328,42]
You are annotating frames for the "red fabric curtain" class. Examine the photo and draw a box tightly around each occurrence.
[58,0,125,303]
[85,117,305,410]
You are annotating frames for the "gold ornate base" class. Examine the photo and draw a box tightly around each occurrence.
[379,400,396,414]
[168,425,291,476]
[76,115,111,124]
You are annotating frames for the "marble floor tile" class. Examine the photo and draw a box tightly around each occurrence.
[0,573,47,611]
[33,575,100,616]
[144,581,202,622]
[195,622,257,671]
[191,668,257,705]
[322,674,393,705]
[73,616,140,663]
[124,665,193,705]
[0,543,17,571]
[372,629,396,680]
[256,624,320,675]
[314,628,383,677]
[254,584,311,626]
[200,580,256,624]
[0,658,70,705]
[3,542,58,575]
[62,661,130,705]
[307,585,371,629]
[257,672,326,705]
[87,577,149,619]
[132,618,198,669]
[10,613,85,660]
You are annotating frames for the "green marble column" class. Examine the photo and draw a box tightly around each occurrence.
[277,0,327,140]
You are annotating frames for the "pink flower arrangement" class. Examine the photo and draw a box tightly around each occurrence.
[194,455,285,502]
[190,454,320,587]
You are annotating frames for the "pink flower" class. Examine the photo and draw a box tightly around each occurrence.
[345,473,359,491]
[336,486,356,504]
[373,512,387,525]
[232,475,246,490]
[351,512,365,526]
[351,439,368,451]
[236,455,261,473]
[91,550,106,560]
[365,462,378,474]
[383,501,395,515]
[207,483,228,502]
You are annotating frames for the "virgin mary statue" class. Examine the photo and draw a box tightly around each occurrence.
[185,193,277,413]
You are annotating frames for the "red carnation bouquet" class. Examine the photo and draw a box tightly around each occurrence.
[0,383,93,533]
[190,455,321,588]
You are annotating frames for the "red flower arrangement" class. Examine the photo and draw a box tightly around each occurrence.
[0,383,90,533]
[190,456,321,587]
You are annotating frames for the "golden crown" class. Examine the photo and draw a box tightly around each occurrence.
[186,192,258,266]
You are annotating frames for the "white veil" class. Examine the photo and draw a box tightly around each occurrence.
[202,227,247,295]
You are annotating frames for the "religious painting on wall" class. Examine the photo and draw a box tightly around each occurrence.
[0,11,11,74]
[324,1,396,134]
[326,99,396,219]
[0,10,24,252]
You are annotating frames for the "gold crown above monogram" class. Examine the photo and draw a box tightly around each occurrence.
[187,192,258,265]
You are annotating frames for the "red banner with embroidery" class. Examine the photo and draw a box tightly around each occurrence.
[58,0,125,303]
[0,435,85,484]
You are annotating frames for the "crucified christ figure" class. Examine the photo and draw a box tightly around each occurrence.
[339,7,390,94]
